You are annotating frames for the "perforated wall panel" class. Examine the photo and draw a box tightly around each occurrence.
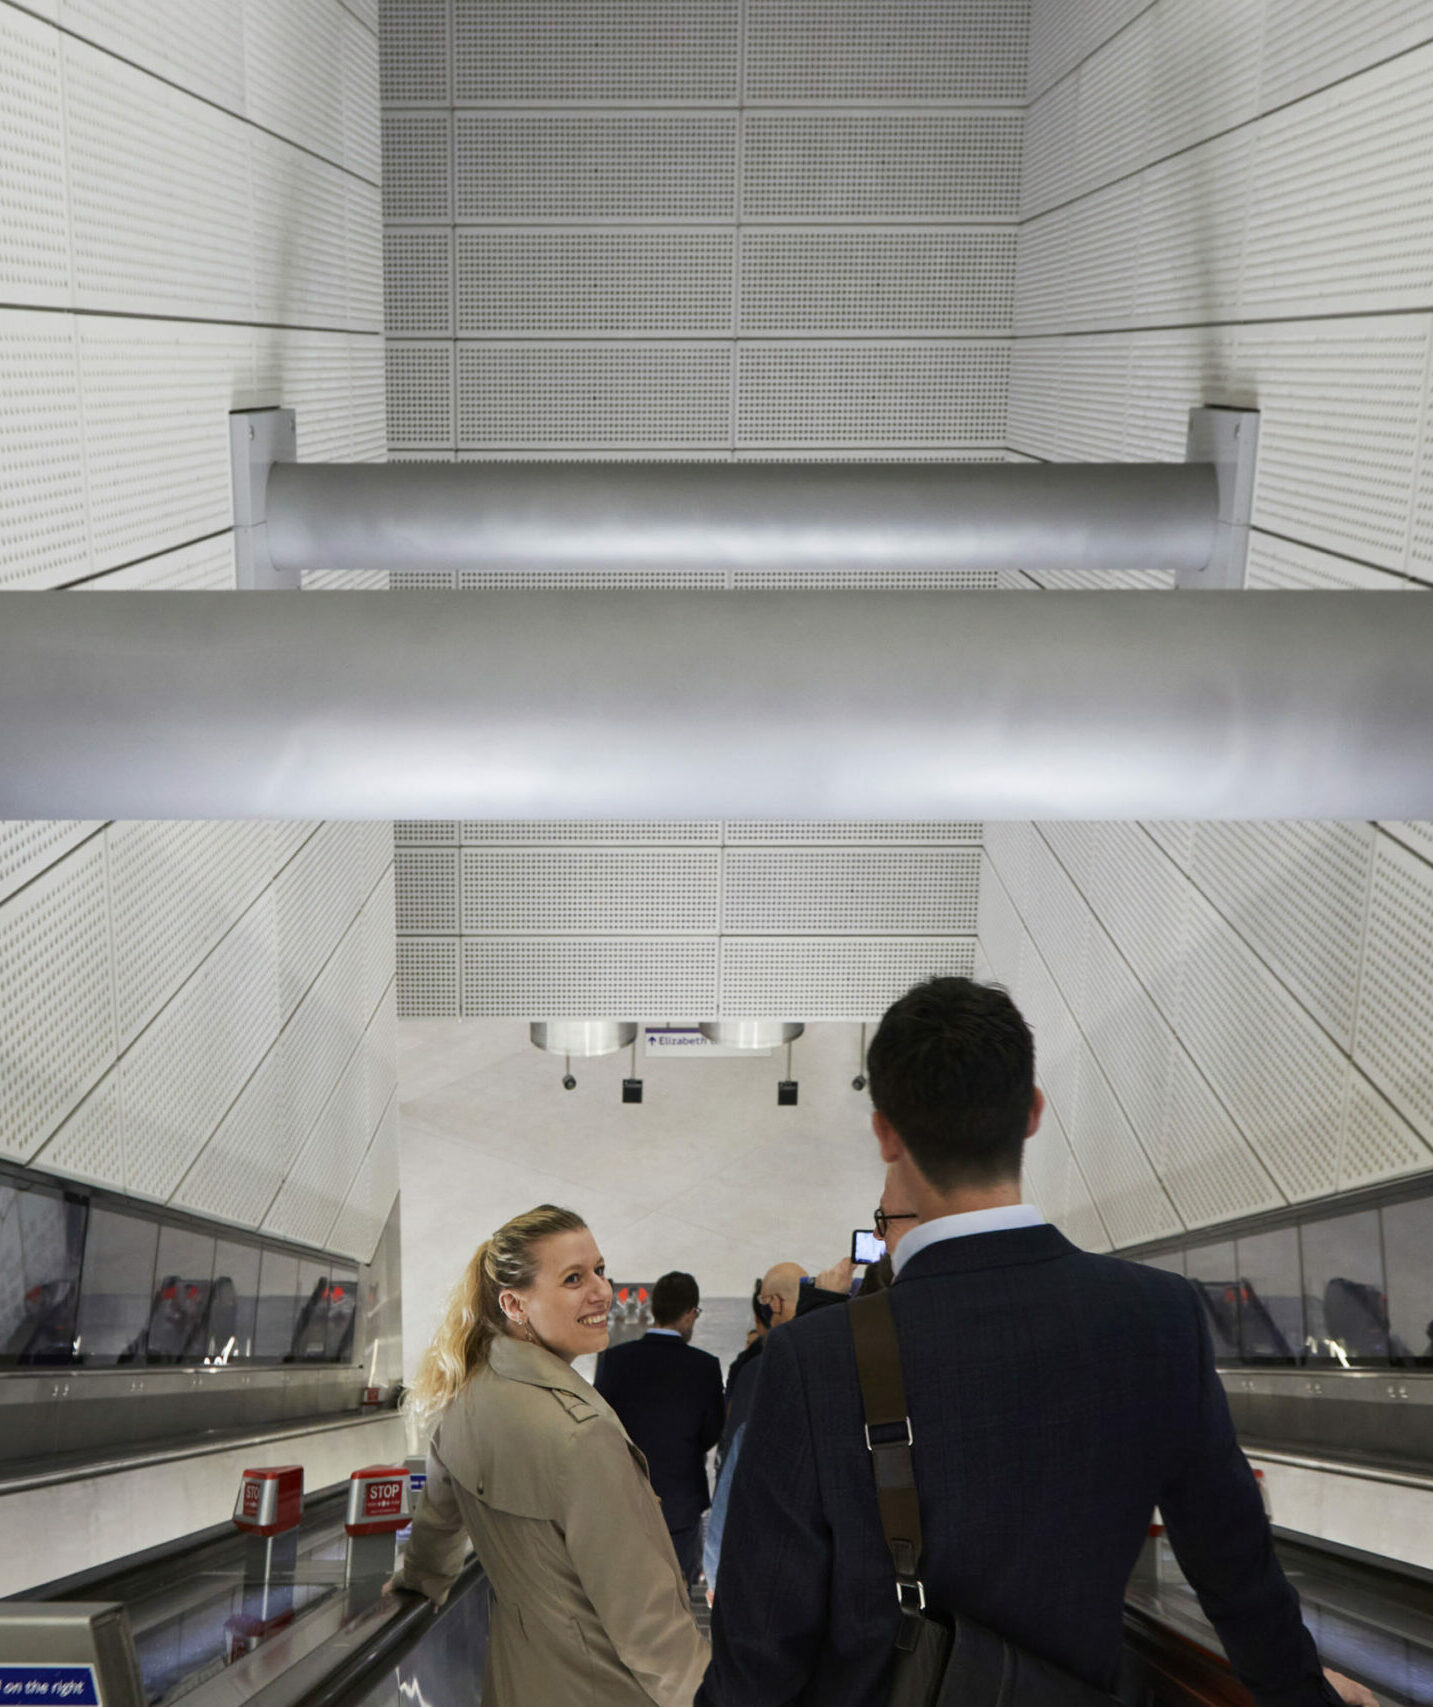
[386,341,453,446]
[1190,822,1374,1052]
[457,345,731,448]
[63,37,252,320]
[329,1089,400,1261]
[737,344,1007,447]
[80,535,237,590]
[1259,0,1433,112]
[741,232,1015,337]
[724,823,980,844]
[278,917,366,1151]
[0,822,103,907]
[398,937,460,1018]
[1354,836,1433,1142]
[1022,833,1091,1012]
[1155,1048,1283,1230]
[361,866,398,1022]
[380,0,450,103]
[1069,1044,1182,1246]
[382,112,451,221]
[1083,824,1188,1023]
[743,116,1023,221]
[1244,48,1433,320]
[171,1049,287,1227]
[462,822,722,844]
[264,1040,370,1247]
[457,232,734,336]
[1026,0,1149,102]
[454,116,738,220]
[976,856,1024,989]
[396,848,459,933]
[108,821,273,1048]
[462,850,721,933]
[0,5,69,307]
[121,892,280,1201]
[0,311,90,588]
[1340,1072,1433,1191]
[243,0,349,171]
[453,0,739,101]
[1245,534,1410,592]
[32,1070,124,1193]
[395,822,459,844]
[78,318,249,574]
[364,987,399,1136]
[1381,823,1433,863]
[1175,890,1347,1203]
[722,850,979,934]
[275,823,375,1019]
[463,939,720,1018]
[745,1,1027,101]
[0,837,115,1162]
[718,939,975,1022]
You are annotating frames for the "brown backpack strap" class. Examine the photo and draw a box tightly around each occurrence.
[850,1291,927,1612]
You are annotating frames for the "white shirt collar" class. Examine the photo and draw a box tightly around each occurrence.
[890,1204,1045,1279]
[646,1327,682,1338]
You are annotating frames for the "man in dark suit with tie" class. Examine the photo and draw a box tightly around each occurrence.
[595,1269,725,1587]
[696,976,1370,1707]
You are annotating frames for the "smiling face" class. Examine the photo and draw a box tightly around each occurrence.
[500,1227,613,1363]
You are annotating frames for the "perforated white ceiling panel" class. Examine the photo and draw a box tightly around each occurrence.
[743,115,1023,221]
[719,938,976,1021]
[398,937,460,1018]
[723,849,979,934]
[454,0,740,101]
[463,938,720,1018]
[455,115,738,220]
[745,1,1027,101]
[463,849,721,933]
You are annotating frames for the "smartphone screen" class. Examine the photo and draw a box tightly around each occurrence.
[851,1229,885,1265]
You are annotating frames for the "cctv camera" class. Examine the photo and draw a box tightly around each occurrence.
[851,1074,867,1092]
[562,1074,577,1091]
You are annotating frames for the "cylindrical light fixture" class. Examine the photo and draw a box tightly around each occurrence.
[698,1021,805,1050]
[530,1021,638,1058]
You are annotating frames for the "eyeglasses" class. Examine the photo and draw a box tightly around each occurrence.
[873,1207,918,1239]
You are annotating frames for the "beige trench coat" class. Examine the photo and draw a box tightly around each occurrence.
[395,1336,709,1706]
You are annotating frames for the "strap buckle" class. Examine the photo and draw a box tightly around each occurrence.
[896,1579,926,1613]
[864,1417,913,1451]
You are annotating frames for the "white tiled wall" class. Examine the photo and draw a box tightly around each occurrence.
[0,0,396,1263]
[987,3,1433,1249]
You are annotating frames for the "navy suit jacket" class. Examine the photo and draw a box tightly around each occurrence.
[595,1331,724,1530]
[697,1226,1336,1707]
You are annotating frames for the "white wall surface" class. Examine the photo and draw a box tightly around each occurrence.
[978,2,1433,1253]
[0,0,398,1264]
[398,1017,885,1379]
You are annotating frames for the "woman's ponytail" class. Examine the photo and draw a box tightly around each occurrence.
[407,1205,586,1425]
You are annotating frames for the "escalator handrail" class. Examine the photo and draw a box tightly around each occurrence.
[282,1562,485,1707]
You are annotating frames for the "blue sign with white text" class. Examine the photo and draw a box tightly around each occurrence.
[0,1667,100,1705]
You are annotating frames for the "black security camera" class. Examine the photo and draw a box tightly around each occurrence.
[562,1073,577,1091]
[851,1074,867,1092]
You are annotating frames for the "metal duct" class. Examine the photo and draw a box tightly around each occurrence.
[699,1022,805,1049]
[264,460,1219,578]
[2,590,1432,821]
[530,1021,637,1058]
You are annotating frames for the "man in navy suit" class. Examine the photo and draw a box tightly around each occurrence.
[595,1269,724,1586]
[696,977,1370,1707]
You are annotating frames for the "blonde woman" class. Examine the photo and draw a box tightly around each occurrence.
[394,1204,709,1706]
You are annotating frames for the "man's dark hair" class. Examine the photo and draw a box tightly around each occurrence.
[652,1270,700,1326]
[866,976,1035,1189]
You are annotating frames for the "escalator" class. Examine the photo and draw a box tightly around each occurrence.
[5,1492,1426,1707]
